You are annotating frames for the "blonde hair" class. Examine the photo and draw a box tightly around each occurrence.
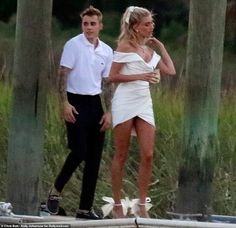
[118,6,152,45]
[80,5,103,22]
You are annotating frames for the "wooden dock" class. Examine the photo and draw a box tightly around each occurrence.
[1,215,236,228]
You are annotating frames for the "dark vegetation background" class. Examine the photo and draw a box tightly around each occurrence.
[0,0,235,217]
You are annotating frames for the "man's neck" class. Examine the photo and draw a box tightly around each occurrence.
[87,37,99,48]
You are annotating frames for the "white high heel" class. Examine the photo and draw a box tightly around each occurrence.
[130,197,153,218]
[101,196,129,218]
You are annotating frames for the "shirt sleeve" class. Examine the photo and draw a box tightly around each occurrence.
[60,40,76,69]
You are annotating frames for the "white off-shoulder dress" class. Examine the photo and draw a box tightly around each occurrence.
[111,51,161,135]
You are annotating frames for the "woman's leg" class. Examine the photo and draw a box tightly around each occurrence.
[134,118,155,217]
[111,119,133,218]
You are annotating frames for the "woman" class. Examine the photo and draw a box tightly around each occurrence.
[109,6,176,218]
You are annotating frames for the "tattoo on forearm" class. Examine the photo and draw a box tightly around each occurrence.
[58,67,70,102]
[102,78,114,112]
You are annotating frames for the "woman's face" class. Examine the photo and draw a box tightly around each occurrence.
[134,15,155,38]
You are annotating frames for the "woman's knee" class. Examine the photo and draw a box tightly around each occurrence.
[141,151,153,164]
[113,151,128,166]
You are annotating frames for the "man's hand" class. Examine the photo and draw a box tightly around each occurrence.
[99,112,112,132]
[63,101,79,123]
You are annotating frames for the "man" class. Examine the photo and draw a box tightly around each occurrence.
[46,6,113,219]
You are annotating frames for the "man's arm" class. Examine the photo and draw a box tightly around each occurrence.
[102,77,114,112]
[58,66,78,123]
[58,66,70,102]
[99,77,114,132]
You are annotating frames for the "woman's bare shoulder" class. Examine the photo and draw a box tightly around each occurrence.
[116,41,137,53]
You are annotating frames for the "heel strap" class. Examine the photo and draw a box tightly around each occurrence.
[138,203,146,206]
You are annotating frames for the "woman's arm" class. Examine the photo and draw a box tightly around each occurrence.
[147,37,176,76]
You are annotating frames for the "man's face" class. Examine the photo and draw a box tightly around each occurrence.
[82,15,103,42]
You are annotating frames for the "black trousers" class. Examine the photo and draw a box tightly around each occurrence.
[54,92,105,210]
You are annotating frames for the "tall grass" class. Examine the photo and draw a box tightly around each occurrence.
[0,83,11,200]
[212,92,236,215]
[1,81,235,217]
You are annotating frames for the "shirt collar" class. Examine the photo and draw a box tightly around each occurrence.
[81,33,102,51]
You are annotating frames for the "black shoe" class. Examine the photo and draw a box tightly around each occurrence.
[40,202,51,216]
[76,209,102,220]
[46,193,62,215]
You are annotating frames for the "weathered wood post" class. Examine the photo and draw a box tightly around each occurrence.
[7,0,53,215]
[175,0,227,218]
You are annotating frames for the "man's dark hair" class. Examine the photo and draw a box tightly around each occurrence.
[80,5,103,22]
